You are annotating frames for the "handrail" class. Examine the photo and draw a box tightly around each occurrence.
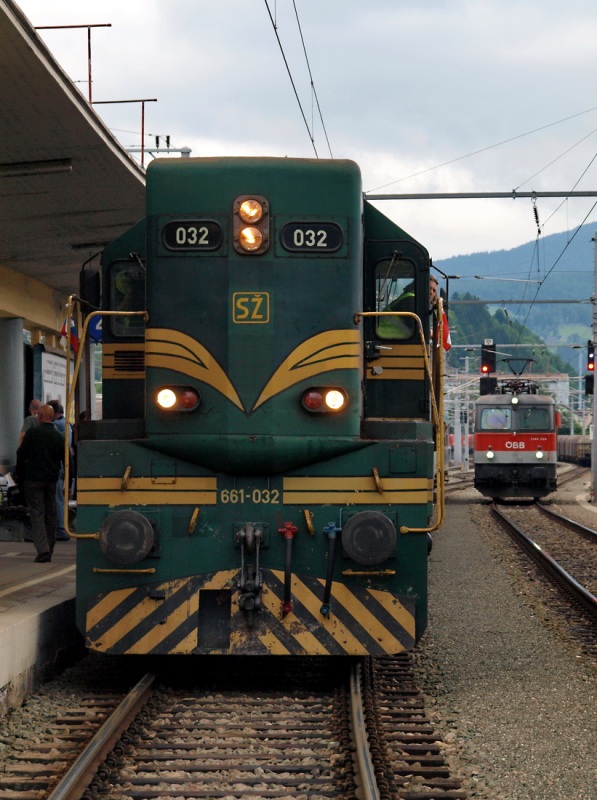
[353,303,445,534]
[61,295,148,539]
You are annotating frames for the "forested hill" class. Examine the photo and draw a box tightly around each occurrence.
[434,222,595,371]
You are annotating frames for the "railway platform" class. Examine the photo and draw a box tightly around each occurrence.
[0,539,79,715]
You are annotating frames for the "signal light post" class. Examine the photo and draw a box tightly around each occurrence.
[585,341,595,396]
[480,339,497,395]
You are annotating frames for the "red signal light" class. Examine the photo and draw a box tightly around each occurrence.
[303,390,324,410]
[301,388,347,413]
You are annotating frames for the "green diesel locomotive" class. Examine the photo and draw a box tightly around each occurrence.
[71,157,445,656]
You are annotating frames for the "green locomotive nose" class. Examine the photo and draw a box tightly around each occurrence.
[76,156,441,655]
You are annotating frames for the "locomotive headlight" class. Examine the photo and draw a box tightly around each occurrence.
[155,386,200,412]
[239,226,263,252]
[157,388,177,408]
[486,447,495,460]
[325,390,346,410]
[535,448,544,460]
[302,387,348,413]
[511,396,519,405]
[233,194,269,254]
[239,199,263,223]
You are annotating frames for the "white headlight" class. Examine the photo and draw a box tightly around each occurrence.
[486,449,495,460]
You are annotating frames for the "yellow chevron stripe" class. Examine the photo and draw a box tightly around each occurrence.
[103,344,145,354]
[102,369,144,380]
[377,344,425,356]
[77,476,217,506]
[86,586,137,630]
[365,343,426,381]
[367,588,415,637]
[375,355,425,368]
[256,632,293,655]
[253,329,361,411]
[146,328,244,410]
[78,477,216,491]
[367,369,425,381]
[85,569,415,656]
[275,573,368,654]
[283,490,431,505]
[77,490,216,506]
[330,582,407,651]
[202,570,237,589]
[283,477,428,490]
[125,591,199,655]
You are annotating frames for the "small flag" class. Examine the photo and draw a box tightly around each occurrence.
[60,318,79,354]
[442,311,451,351]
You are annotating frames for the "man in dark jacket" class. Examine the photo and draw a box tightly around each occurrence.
[16,404,64,562]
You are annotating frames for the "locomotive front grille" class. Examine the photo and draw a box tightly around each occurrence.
[102,344,146,379]
[114,350,145,372]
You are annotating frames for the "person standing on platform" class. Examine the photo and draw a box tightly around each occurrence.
[17,399,41,448]
[48,400,72,541]
[16,404,64,563]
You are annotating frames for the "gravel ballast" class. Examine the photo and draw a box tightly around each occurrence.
[415,478,596,800]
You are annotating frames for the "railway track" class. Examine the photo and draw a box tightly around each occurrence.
[556,464,590,487]
[491,501,597,656]
[0,656,468,800]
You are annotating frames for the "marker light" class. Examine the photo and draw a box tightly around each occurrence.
[303,390,324,410]
[535,448,544,460]
[239,199,263,224]
[302,387,347,413]
[156,386,200,412]
[486,447,495,460]
[239,226,263,252]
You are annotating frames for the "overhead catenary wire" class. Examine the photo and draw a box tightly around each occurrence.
[263,0,318,157]
[290,0,333,158]
[517,199,597,336]
[264,0,333,158]
[367,104,597,193]
[508,145,597,343]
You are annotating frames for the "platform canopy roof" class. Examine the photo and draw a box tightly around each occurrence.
[0,0,146,301]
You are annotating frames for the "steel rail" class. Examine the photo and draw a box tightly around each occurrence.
[491,503,597,620]
[535,501,597,542]
[47,672,157,800]
[350,663,380,800]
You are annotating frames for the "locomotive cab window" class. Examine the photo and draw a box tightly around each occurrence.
[518,407,550,430]
[374,258,416,340]
[109,261,146,337]
[480,408,512,430]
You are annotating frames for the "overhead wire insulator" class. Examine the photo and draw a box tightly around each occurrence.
[532,199,541,235]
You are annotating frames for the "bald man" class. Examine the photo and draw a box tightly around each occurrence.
[16,404,64,562]
[17,399,41,448]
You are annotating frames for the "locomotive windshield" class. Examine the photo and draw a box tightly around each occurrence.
[517,407,550,430]
[479,408,512,430]
[109,261,146,337]
[479,405,551,431]
[375,257,415,340]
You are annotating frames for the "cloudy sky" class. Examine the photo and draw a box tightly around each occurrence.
[17,0,597,261]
